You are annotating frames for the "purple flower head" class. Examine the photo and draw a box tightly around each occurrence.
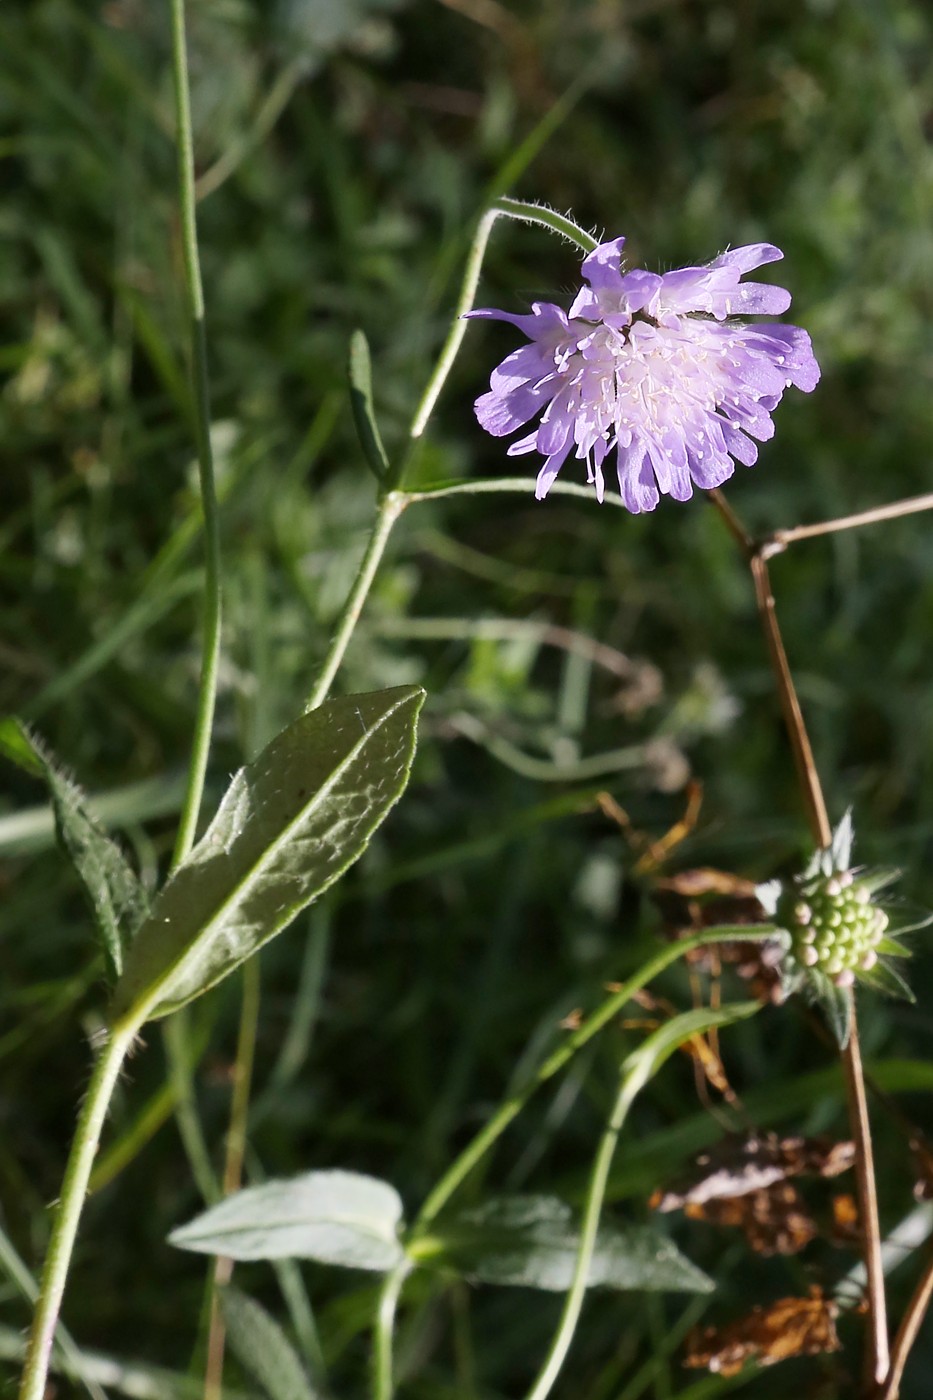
[468,236,820,512]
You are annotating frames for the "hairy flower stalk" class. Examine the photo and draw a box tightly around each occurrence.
[470,237,820,511]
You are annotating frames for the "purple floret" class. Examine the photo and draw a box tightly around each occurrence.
[468,235,820,512]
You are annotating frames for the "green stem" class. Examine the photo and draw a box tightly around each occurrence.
[17,1022,139,1400]
[169,0,223,869]
[19,10,221,1392]
[408,198,596,443]
[412,926,771,1231]
[403,477,626,508]
[492,198,598,252]
[372,1261,413,1400]
[305,490,407,710]
[523,1065,641,1400]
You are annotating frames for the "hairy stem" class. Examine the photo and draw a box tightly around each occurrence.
[18,1023,138,1400]
[169,0,223,869]
[305,490,407,710]
[408,199,596,442]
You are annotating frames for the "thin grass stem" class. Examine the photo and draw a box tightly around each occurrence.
[169,0,223,869]
[203,958,262,1400]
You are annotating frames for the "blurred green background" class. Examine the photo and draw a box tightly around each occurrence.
[4,0,933,1395]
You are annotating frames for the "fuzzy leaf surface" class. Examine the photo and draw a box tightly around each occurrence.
[112,686,423,1021]
[169,1170,405,1271]
[418,1194,712,1294]
[19,724,147,980]
[219,1286,322,1400]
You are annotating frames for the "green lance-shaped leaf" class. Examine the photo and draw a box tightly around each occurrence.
[112,686,424,1022]
[219,1286,323,1400]
[413,1195,712,1294]
[12,722,148,981]
[169,1170,405,1272]
[348,329,391,483]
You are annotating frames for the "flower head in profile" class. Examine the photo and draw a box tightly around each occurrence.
[469,236,820,512]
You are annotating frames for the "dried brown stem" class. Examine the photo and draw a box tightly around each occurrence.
[764,491,933,555]
[203,959,261,1400]
[708,489,890,1389]
[748,552,831,847]
[876,1251,933,1400]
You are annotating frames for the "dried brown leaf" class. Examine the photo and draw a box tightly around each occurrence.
[653,1133,855,1212]
[683,1288,841,1376]
[684,1182,818,1256]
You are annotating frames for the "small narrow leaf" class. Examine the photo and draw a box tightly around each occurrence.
[0,716,43,775]
[859,960,915,1002]
[220,1286,321,1400]
[621,1001,762,1100]
[16,723,147,980]
[348,329,391,482]
[805,971,854,1048]
[112,686,424,1021]
[858,867,901,895]
[415,1195,712,1294]
[168,1170,405,1271]
[828,810,854,872]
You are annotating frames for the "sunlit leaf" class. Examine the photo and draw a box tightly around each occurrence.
[169,1170,405,1272]
[111,686,423,1021]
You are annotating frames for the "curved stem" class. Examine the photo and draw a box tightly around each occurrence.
[305,490,407,710]
[404,476,626,508]
[169,0,223,869]
[18,1022,138,1400]
[372,1260,413,1400]
[877,1249,933,1400]
[491,198,598,253]
[522,1065,639,1400]
[408,208,499,442]
[412,926,770,1232]
[408,199,596,442]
